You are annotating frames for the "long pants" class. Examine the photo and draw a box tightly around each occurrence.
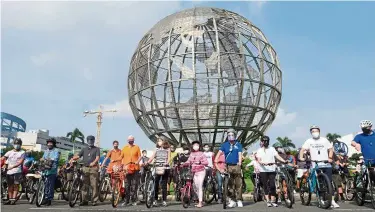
[45,174,57,200]
[259,172,276,196]
[125,171,139,203]
[194,170,206,202]
[216,171,223,199]
[320,167,334,195]
[82,167,99,203]
[227,165,242,201]
[154,169,170,201]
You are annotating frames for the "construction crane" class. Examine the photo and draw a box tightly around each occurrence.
[83,105,117,147]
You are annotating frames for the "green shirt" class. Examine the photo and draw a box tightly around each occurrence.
[170,151,178,166]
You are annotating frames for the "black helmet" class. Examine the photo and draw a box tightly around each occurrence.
[14,138,22,146]
[46,138,57,147]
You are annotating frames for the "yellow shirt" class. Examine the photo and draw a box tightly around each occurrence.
[121,144,141,170]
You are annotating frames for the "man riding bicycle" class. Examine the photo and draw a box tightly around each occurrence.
[351,120,375,183]
[299,125,340,208]
[214,128,243,208]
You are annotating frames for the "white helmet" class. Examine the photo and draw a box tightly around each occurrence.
[360,120,373,128]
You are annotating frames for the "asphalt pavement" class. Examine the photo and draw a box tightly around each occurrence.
[1,198,374,212]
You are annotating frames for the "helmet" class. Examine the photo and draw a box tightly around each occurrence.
[360,120,373,128]
[46,138,57,147]
[227,128,237,135]
[310,125,320,132]
[14,138,22,145]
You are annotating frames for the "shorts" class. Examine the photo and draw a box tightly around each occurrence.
[6,173,23,185]
[297,169,307,178]
[332,174,343,187]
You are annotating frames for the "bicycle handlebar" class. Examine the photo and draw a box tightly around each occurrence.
[311,160,330,163]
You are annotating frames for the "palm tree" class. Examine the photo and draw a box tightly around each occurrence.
[66,128,85,154]
[273,136,296,150]
[326,133,341,143]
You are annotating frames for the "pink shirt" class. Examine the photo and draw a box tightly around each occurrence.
[215,153,226,170]
[185,151,208,173]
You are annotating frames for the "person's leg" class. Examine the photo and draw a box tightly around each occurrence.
[216,171,223,200]
[234,166,243,202]
[90,167,99,203]
[6,174,15,201]
[194,170,205,206]
[259,172,269,202]
[154,174,161,200]
[46,174,57,202]
[132,171,140,202]
[161,170,169,202]
[81,168,90,204]
[268,172,277,204]
[251,173,256,188]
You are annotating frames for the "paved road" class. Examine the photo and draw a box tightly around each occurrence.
[1,199,374,212]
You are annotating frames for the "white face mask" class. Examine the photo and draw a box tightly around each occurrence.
[193,145,199,151]
[157,141,163,146]
[183,150,189,154]
[203,147,209,152]
[312,132,320,139]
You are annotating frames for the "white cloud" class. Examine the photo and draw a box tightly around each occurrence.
[100,99,133,118]
[272,108,297,126]
[248,0,267,16]
[30,53,56,67]
[289,126,307,141]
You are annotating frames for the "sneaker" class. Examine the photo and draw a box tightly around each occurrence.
[162,201,167,207]
[153,201,158,206]
[272,202,278,207]
[217,199,222,204]
[237,200,243,207]
[132,202,137,206]
[267,202,272,207]
[331,200,340,208]
[293,190,297,194]
[228,199,236,208]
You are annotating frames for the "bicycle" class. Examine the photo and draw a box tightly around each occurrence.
[252,172,264,203]
[180,165,194,208]
[61,163,74,201]
[299,160,333,209]
[137,164,152,203]
[274,162,294,208]
[341,170,355,201]
[25,161,40,204]
[204,167,217,204]
[354,159,375,208]
[68,162,85,207]
[111,164,127,208]
[35,160,54,207]
[1,164,24,203]
[98,166,111,202]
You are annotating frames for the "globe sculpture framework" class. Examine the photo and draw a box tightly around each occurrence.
[128,7,282,148]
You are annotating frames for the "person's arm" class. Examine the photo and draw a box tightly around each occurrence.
[238,144,243,166]
[9,153,25,170]
[275,152,287,164]
[352,134,362,152]
[90,148,100,167]
[200,153,208,166]
[136,146,141,164]
[147,150,156,164]
[72,149,84,161]
[327,140,334,163]
[101,151,111,168]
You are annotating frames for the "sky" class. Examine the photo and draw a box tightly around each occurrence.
[1,1,375,153]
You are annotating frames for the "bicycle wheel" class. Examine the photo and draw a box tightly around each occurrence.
[299,175,311,206]
[61,180,71,201]
[26,179,36,204]
[68,178,81,208]
[1,177,8,200]
[145,178,155,208]
[222,176,228,209]
[281,179,293,208]
[182,184,191,208]
[99,178,110,202]
[355,173,366,206]
[204,179,216,204]
[332,181,339,202]
[175,183,181,201]
[35,180,45,207]
[111,178,121,208]
[368,171,375,209]
[344,177,355,201]
[316,173,332,209]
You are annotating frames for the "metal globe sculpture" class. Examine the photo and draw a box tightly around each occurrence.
[128,7,282,147]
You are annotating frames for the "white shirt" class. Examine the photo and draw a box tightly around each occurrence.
[203,152,213,168]
[302,137,332,168]
[256,147,278,172]
[247,160,260,173]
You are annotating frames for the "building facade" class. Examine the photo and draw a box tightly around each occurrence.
[1,112,27,147]
[15,129,88,154]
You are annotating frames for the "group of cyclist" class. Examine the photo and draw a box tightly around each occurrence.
[1,119,374,209]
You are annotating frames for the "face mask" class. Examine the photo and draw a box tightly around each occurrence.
[114,146,118,149]
[204,147,209,152]
[362,128,371,134]
[143,154,147,157]
[312,132,320,139]
[193,145,199,151]
[128,140,134,145]
[183,150,189,154]
[157,141,162,146]
[47,145,54,149]
[228,135,235,141]
[14,144,21,150]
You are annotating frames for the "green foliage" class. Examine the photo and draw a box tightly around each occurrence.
[273,137,296,150]
[242,157,253,179]
[66,128,85,154]
[349,153,362,165]
[59,158,66,167]
[326,133,341,143]
[31,151,44,160]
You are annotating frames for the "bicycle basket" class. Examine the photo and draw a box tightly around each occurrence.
[113,164,123,174]
[181,167,193,180]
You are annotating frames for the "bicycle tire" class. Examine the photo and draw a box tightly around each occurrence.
[68,178,81,208]
[61,180,71,201]
[145,178,155,208]
[332,181,339,202]
[204,179,216,204]
[369,171,375,209]
[182,184,191,208]
[344,177,355,201]
[25,179,33,201]
[111,178,121,208]
[99,178,110,202]
[281,178,293,208]
[35,180,45,207]
[222,176,228,209]
[355,173,366,206]
[316,172,332,209]
[175,183,181,201]
[299,175,311,206]
[26,179,36,204]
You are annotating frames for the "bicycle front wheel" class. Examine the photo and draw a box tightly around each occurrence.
[145,178,155,208]
[316,173,332,209]
[222,176,229,209]
[355,173,367,206]
[68,178,81,208]
[204,179,216,204]
[281,179,293,208]
[99,178,110,202]
[35,180,45,207]
[369,171,375,209]
[111,178,121,208]
[344,177,355,201]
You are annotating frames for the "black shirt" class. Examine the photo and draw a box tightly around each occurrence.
[79,146,100,167]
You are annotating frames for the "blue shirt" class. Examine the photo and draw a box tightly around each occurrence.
[354,130,375,166]
[220,140,243,165]
[23,156,35,168]
[42,148,60,175]
[99,155,110,166]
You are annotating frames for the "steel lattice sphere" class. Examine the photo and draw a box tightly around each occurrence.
[128,7,282,147]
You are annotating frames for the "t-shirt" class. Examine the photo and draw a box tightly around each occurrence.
[256,147,278,172]
[122,145,141,170]
[23,157,35,168]
[4,150,25,175]
[79,146,100,167]
[302,137,332,168]
[203,151,214,168]
[169,151,178,166]
[43,148,60,175]
[219,141,243,165]
[99,155,110,166]
[353,131,375,166]
[215,153,226,170]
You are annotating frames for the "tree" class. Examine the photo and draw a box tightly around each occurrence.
[273,137,296,150]
[326,133,341,143]
[66,128,85,154]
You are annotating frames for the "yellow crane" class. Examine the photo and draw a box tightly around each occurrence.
[83,105,117,147]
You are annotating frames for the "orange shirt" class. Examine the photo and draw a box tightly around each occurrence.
[121,144,141,170]
[107,149,124,164]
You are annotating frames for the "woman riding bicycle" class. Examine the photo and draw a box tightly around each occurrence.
[184,141,208,208]
[255,135,288,207]
[146,137,171,207]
